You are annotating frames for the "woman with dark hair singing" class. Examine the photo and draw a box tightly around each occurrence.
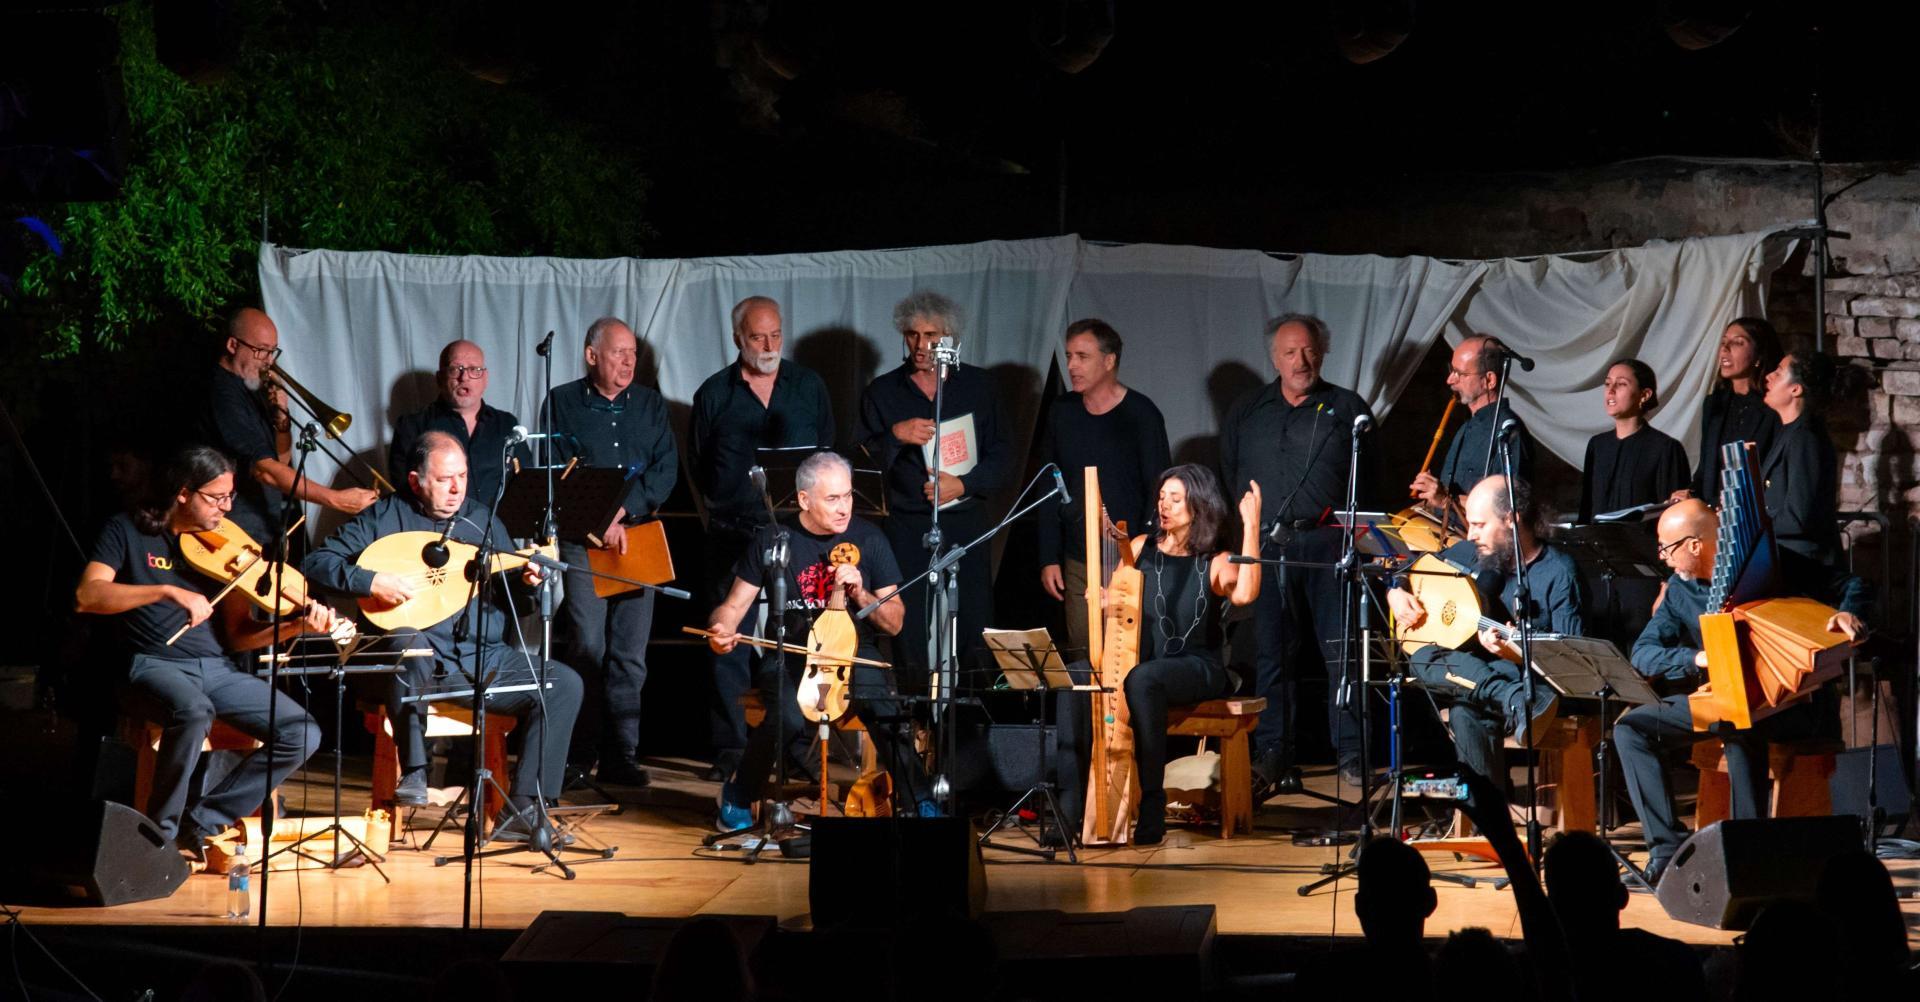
[1679,317,1783,502]
[1578,358,1690,523]
[1056,464,1264,845]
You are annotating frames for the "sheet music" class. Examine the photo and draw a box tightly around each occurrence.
[982,627,1079,689]
[921,412,978,511]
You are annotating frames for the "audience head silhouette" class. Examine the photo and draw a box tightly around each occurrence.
[1734,900,1842,1002]
[652,917,754,1002]
[1434,927,1518,995]
[1354,836,1437,948]
[1815,849,1911,991]
[1544,830,1629,933]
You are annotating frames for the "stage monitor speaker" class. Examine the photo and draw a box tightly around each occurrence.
[809,817,985,928]
[1830,744,1911,833]
[1654,816,1858,930]
[15,800,189,906]
[988,722,1056,791]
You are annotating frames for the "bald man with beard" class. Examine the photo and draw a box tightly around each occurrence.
[1615,499,1867,884]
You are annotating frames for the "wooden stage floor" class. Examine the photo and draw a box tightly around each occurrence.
[15,756,1920,948]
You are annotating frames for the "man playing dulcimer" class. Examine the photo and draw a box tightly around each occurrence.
[75,446,336,861]
[704,450,933,831]
[303,431,583,836]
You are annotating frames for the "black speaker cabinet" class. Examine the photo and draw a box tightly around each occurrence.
[809,817,986,928]
[1,800,189,906]
[1654,816,1859,930]
[1830,745,1912,833]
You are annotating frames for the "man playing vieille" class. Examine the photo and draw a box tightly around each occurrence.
[303,431,584,831]
[706,451,932,829]
[75,446,330,859]
[1036,318,1172,659]
[1614,499,1865,884]
[540,316,678,788]
[1409,334,1535,521]
[1220,314,1374,792]
[195,307,379,543]
[1389,475,1573,787]
[689,296,836,781]
[855,290,1011,689]
[389,339,526,509]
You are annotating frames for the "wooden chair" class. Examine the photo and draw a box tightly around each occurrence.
[121,716,268,825]
[1166,697,1266,838]
[738,691,881,812]
[1689,736,1840,829]
[361,702,515,837]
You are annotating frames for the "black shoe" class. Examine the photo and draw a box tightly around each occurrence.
[1634,856,1669,890]
[597,759,652,787]
[395,766,430,806]
[1133,794,1168,846]
[1337,760,1370,790]
[173,820,210,863]
[490,808,576,847]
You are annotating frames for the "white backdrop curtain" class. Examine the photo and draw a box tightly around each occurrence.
[257,228,1792,511]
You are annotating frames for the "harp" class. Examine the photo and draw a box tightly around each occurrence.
[1689,441,1851,731]
[1083,466,1144,845]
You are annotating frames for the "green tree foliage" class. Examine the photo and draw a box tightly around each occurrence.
[13,2,649,355]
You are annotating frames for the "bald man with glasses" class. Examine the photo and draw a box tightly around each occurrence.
[389,339,527,507]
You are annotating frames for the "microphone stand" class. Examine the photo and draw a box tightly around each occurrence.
[924,340,959,810]
[255,419,316,936]
[1497,415,1545,869]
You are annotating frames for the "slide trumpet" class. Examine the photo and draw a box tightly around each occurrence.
[263,363,395,494]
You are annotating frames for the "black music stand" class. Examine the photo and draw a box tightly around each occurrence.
[1555,520,1666,648]
[977,629,1080,862]
[254,637,417,881]
[753,446,888,517]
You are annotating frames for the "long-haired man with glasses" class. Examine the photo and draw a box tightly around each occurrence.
[388,339,527,507]
[194,308,379,544]
[74,446,336,861]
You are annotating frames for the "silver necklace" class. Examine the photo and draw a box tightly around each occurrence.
[1152,541,1207,656]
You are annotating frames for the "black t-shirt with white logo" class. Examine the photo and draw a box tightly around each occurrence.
[88,513,223,660]
[733,515,901,661]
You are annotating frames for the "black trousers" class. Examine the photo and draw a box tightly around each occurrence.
[1615,694,1820,865]
[119,654,322,840]
[704,524,756,757]
[1406,645,1530,785]
[558,540,655,765]
[380,644,585,803]
[1250,527,1360,771]
[1054,654,1230,831]
[884,505,993,688]
[724,654,929,810]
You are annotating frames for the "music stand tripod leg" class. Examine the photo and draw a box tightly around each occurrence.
[266,660,390,882]
[977,643,1077,861]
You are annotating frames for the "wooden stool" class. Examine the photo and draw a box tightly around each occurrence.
[121,716,267,826]
[361,702,515,837]
[1166,697,1266,838]
[1508,714,1599,835]
[738,691,881,800]
[1690,737,1840,829]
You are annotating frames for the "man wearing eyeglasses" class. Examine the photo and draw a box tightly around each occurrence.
[1613,498,1866,886]
[389,340,526,508]
[540,317,679,788]
[195,308,380,544]
[1409,335,1535,523]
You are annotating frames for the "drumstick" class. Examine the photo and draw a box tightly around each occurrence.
[1410,397,1456,498]
[679,626,892,668]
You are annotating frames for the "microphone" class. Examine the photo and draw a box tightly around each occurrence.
[1050,465,1072,505]
[507,424,531,445]
[932,337,961,377]
[1352,413,1374,434]
[1498,418,1521,441]
[749,465,767,494]
[535,330,556,358]
[1494,346,1536,372]
[422,518,455,569]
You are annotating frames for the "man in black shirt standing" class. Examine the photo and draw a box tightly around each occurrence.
[75,446,330,859]
[705,451,931,828]
[689,296,835,779]
[1221,314,1374,790]
[1410,334,1534,518]
[856,290,1011,689]
[388,340,525,507]
[304,432,585,834]
[1037,318,1172,658]
[540,317,679,788]
[195,308,379,542]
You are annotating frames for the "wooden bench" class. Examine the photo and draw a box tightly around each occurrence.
[1690,737,1840,829]
[362,703,515,837]
[1167,697,1266,838]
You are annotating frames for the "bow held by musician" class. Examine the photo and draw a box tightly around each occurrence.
[74,446,327,862]
[301,431,583,834]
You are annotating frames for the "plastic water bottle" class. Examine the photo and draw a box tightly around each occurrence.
[225,845,251,922]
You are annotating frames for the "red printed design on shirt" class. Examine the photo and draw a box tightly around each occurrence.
[793,560,835,609]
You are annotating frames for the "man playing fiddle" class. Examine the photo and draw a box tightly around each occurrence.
[75,446,334,860]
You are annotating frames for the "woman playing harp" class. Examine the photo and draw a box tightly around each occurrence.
[1056,465,1263,845]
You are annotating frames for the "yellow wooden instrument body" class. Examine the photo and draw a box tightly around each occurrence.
[1690,597,1850,732]
[584,520,676,598]
[1394,553,1483,652]
[179,518,316,618]
[798,609,858,724]
[1083,466,1145,846]
[354,531,556,631]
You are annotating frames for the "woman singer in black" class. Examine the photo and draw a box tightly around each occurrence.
[1578,358,1690,522]
[1682,316,1782,502]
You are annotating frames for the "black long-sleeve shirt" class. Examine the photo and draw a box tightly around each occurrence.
[194,366,284,542]
[1631,552,1868,688]
[1762,413,1840,565]
[856,364,1012,516]
[539,377,679,533]
[1438,538,1586,638]
[1220,379,1374,527]
[1036,388,1172,565]
[388,399,526,508]
[1693,383,1781,500]
[303,494,528,669]
[1436,397,1533,501]
[1578,425,1691,522]
[689,361,835,527]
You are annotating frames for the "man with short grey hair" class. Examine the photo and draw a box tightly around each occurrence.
[689,296,836,779]
[540,316,678,788]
